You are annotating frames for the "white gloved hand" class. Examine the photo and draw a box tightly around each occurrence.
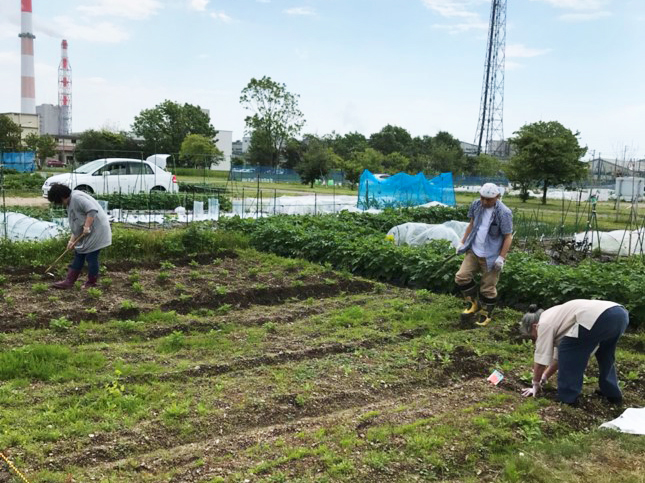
[539,375,548,388]
[494,256,505,271]
[522,381,541,398]
[456,242,465,254]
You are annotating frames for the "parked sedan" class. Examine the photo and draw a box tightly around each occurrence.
[46,158,65,168]
[42,156,178,197]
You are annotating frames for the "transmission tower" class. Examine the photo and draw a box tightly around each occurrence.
[474,0,507,157]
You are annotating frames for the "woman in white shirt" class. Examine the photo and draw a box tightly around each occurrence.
[519,300,629,406]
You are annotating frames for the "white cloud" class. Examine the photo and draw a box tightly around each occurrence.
[422,0,484,20]
[506,44,551,58]
[284,7,316,16]
[530,0,610,10]
[210,11,232,22]
[188,0,209,12]
[530,0,612,22]
[422,0,488,34]
[558,11,611,21]
[77,0,163,20]
[52,16,130,43]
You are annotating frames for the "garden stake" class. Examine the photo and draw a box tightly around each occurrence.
[44,233,85,278]
[0,452,31,483]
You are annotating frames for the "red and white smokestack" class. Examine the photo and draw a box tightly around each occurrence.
[19,0,36,114]
[58,39,72,135]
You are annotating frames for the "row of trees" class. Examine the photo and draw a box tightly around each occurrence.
[2,74,589,202]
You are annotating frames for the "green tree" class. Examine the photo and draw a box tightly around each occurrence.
[472,153,503,177]
[132,100,216,157]
[429,131,466,174]
[24,133,57,170]
[74,129,142,164]
[329,131,368,159]
[295,137,339,188]
[245,129,275,166]
[382,152,410,174]
[240,76,305,168]
[368,125,412,156]
[179,134,223,168]
[509,121,588,204]
[0,115,23,152]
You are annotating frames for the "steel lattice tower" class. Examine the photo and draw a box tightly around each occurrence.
[474,0,507,157]
[58,39,72,135]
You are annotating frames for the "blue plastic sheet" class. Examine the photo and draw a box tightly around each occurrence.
[357,170,456,209]
[1,152,36,172]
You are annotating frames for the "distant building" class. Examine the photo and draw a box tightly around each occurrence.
[1,112,39,140]
[212,130,233,171]
[460,141,479,157]
[587,157,645,181]
[36,104,61,135]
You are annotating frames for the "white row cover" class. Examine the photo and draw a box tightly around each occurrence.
[387,221,469,248]
[574,229,645,256]
[0,212,66,241]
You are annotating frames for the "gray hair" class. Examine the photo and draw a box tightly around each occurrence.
[519,304,543,336]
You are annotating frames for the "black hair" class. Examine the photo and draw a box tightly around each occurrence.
[47,183,72,204]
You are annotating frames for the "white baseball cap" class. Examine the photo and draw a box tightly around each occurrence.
[480,183,500,198]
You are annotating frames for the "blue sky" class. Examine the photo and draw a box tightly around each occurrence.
[0,0,643,160]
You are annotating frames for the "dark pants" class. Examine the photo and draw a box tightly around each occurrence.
[557,306,629,403]
[70,249,101,277]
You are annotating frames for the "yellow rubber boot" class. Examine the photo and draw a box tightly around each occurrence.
[463,296,480,314]
[474,309,492,326]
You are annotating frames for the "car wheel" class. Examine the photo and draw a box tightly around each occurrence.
[75,185,94,194]
[150,186,166,193]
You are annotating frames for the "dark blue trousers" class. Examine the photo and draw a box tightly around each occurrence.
[557,306,629,404]
[70,249,101,277]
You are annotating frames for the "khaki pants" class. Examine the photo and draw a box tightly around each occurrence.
[454,250,500,299]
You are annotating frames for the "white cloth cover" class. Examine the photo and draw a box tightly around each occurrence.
[600,408,645,435]
[386,221,469,248]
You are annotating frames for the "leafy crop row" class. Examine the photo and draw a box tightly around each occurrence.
[94,191,232,212]
[0,224,248,268]
[220,210,644,327]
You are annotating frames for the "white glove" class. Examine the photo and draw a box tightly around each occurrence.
[83,225,92,235]
[522,381,541,398]
[494,256,505,271]
[456,242,465,254]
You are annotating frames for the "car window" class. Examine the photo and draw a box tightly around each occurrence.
[128,162,154,175]
[95,162,128,176]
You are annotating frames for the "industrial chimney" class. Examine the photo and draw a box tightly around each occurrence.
[58,39,72,135]
[19,0,36,114]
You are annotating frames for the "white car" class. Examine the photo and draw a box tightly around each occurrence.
[42,155,178,197]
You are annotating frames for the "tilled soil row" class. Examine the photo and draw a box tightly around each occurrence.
[0,251,239,283]
[0,279,375,333]
[59,328,429,399]
[49,373,458,473]
[80,379,513,482]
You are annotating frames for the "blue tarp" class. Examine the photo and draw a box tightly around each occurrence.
[1,152,36,172]
[357,170,456,209]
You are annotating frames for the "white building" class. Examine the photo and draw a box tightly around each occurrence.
[212,130,233,171]
[36,104,61,135]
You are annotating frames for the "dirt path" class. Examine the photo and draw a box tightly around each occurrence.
[3,196,48,207]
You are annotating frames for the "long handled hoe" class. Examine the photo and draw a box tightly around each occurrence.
[44,233,85,278]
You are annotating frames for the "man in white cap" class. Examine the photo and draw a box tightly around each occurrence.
[454,183,513,326]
